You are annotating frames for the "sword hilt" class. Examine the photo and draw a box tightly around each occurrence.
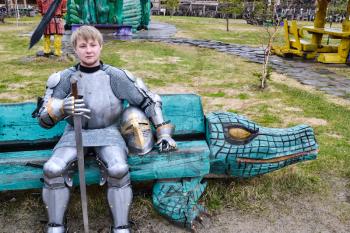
[70,76,79,98]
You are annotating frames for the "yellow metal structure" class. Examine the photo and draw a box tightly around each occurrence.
[272,0,350,64]
[272,19,317,59]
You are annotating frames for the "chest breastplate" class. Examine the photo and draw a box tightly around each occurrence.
[75,70,123,129]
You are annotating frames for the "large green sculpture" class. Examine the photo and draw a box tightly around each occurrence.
[65,0,149,30]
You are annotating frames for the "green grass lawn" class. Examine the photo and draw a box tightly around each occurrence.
[0,15,350,229]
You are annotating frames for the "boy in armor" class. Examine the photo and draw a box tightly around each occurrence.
[37,25,176,233]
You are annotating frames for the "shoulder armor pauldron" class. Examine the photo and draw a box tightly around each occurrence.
[47,67,76,89]
[47,72,61,88]
[105,66,136,82]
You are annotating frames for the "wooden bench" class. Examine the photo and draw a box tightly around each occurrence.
[0,94,210,191]
[301,24,350,63]
[284,19,317,52]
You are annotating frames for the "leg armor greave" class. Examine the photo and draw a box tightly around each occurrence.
[42,186,70,233]
[96,146,132,233]
[42,147,77,233]
[108,182,133,233]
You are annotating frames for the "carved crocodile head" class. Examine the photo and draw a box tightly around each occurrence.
[206,112,319,178]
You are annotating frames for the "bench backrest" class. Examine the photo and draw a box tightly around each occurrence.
[284,19,304,50]
[0,94,205,151]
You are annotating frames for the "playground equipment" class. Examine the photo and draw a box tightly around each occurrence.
[272,0,350,64]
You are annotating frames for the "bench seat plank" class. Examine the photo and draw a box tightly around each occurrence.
[0,140,210,191]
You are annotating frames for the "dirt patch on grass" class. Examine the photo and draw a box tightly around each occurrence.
[283,106,303,112]
[324,133,343,139]
[0,24,28,32]
[272,72,350,109]
[146,56,182,64]
[287,117,328,127]
[118,50,148,62]
[0,92,28,101]
[7,81,35,89]
[174,30,192,38]
[202,96,260,113]
[201,194,350,233]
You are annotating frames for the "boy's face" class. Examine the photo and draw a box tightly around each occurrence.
[74,38,102,67]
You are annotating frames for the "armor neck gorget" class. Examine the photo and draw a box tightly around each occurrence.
[75,61,103,73]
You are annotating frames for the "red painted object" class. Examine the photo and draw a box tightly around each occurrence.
[36,0,67,35]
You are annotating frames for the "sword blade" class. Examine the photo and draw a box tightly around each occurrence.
[73,115,89,233]
[71,75,89,233]
[29,0,62,49]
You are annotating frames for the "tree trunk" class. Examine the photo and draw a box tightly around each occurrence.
[226,15,229,32]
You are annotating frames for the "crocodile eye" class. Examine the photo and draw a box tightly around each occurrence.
[228,127,252,141]
[223,123,259,145]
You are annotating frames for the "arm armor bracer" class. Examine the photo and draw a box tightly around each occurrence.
[37,72,66,128]
[133,78,166,126]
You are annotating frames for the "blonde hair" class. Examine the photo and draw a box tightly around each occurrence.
[71,25,103,48]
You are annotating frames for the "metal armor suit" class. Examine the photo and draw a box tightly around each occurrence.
[37,64,176,233]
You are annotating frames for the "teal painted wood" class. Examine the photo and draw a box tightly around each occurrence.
[152,177,207,228]
[0,94,205,143]
[0,161,100,191]
[0,140,210,191]
[129,140,209,181]
[0,102,65,141]
[205,112,319,178]
[123,0,141,28]
[0,150,51,165]
[161,94,205,135]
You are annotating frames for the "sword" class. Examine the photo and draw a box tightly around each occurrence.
[29,0,62,49]
[70,74,89,233]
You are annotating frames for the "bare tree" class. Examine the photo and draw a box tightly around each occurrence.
[166,0,180,17]
[219,0,244,31]
[259,0,293,89]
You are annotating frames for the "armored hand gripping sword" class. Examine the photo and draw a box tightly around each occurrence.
[70,74,90,233]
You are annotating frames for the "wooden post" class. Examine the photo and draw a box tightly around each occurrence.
[312,0,329,45]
